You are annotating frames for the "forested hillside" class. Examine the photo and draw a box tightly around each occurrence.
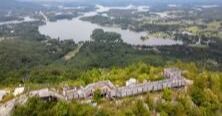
[0,28,221,86]
[0,0,221,115]
[12,62,222,116]
[0,22,221,116]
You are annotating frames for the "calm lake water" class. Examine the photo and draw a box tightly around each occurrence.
[38,5,182,46]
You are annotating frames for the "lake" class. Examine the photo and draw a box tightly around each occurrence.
[38,5,182,46]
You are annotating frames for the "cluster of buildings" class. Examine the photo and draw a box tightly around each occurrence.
[0,67,188,116]
[63,67,187,100]
[0,67,187,102]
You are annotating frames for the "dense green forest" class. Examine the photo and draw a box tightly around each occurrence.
[0,1,222,115]
[0,28,221,86]
[6,28,221,115]
[1,28,221,116]
[12,62,222,116]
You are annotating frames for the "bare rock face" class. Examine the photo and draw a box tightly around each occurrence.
[0,95,28,116]
[0,90,7,101]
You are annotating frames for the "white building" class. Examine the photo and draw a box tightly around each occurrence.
[126,78,137,86]
[13,87,25,96]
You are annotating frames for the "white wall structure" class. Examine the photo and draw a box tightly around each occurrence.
[0,90,7,101]
[64,67,187,100]
[13,87,25,96]
[126,78,137,86]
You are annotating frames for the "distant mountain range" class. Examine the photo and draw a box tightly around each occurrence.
[17,0,222,6]
[0,0,42,10]
[1,0,221,10]
[18,0,222,3]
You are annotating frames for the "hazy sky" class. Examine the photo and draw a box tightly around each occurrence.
[19,0,221,2]
[18,0,222,4]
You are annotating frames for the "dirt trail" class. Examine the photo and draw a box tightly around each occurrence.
[64,43,83,61]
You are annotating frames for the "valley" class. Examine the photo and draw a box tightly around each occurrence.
[0,0,222,116]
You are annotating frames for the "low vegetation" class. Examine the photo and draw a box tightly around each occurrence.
[12,62,222,116]
[0,1,222,115]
